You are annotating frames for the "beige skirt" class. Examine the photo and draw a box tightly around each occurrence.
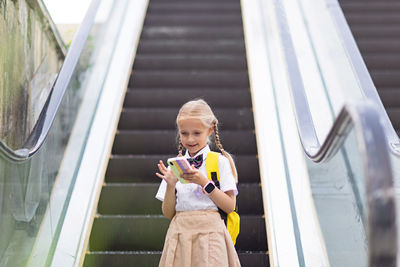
[159,210,241,267]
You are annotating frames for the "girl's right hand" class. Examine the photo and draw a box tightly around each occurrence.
[156,160,178,186]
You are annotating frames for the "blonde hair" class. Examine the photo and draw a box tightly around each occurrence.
[176,99,238,182]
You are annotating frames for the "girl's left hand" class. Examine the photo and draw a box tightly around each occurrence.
[181,167,209,186]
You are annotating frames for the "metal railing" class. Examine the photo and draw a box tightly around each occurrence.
[326,0,400,155]
[0,0,102,162]
[273,0,397,266]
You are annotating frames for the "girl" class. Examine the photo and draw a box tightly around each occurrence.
[155,99,241,267]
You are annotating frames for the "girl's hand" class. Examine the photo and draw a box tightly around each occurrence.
[182,167,209,186]
[156,160,178,186]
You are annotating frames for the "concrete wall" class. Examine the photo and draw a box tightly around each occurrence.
[0,0,64,149]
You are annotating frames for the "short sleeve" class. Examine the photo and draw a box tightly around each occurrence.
[218,155,238,196]
[155,179,167,201]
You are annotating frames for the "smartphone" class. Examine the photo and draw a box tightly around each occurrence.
[167,157,192,184]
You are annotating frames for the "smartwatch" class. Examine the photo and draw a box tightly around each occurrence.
[203,181,216,194]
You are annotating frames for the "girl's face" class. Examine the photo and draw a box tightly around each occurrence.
[178,118,213,157]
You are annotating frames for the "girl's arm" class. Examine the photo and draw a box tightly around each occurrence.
[162,183,176,220]
[182,170,235,214]
[207,188,235,214]
[156,160,177,220]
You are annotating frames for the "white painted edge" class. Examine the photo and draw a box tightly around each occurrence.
[50,0,149,266]
[241,0,299,266]
[242,0,330,266]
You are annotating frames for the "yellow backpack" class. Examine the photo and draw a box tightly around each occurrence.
[206,151,240,245]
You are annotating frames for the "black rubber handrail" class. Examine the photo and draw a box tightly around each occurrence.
[272,0,397,266]
[0,0,102,162]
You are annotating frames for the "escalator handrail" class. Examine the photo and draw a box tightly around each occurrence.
[0,0,102,162]
[272,0,397,265]
[327,0,400,155]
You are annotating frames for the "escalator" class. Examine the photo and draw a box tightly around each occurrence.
[1,0,399,266]
[83,0,269,266]
[339,0,400,135]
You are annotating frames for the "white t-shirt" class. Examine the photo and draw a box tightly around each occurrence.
[155,145,238,212]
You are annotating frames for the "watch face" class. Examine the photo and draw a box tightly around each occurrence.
[205,182,215,194]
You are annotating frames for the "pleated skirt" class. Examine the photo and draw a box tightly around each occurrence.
[159,210,241,267]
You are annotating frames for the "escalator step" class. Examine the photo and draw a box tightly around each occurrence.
[345,14,400,25]
[350,26,400,39]
[363,54,400,69]
[340,2,400,12]
[137,40,245,55]
[123,88,252,108]
[98,183,263,215]
[83,251,269,267]
[105,155,260,183]
[357,39,400,53]
[83,251,161,267]
[112,130,257,155]
[144,14,243,27]
[133,54,247,71]
[386,108,400,130]
[89,215,266,251]
[147,3,241,14]
[118,108,254,130]
[378,89,400,108]
[140,27,243,40]
[370,70,400,88]
[130,70,249,88]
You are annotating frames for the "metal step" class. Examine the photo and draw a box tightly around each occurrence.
[140,26,243,40]
[147,3,241,14]
[387,108,400,130]
[98,183,263,215]
[130,70,249,88]
[350,26,400,38]
[137,40,245,55]
[123,88,252,108]
[357,39,400,53]
[345,14,400,25]
[83,251,269,267]
[112,130,257,155]
[118,108,254,130]
[133,54,247,71]
[89,215,267,252]
[377,89,400,108]
[105,155,260,183]
[370,70,400,88]
[363,54,400,70]
[144,14,243,27]
[340,2,400,12]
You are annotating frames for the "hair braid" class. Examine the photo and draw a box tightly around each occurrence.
[213,122,238,182]
[213,122,225,152]
[178,141,184,156]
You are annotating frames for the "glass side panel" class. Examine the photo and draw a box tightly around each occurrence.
[391,154,400,267]
[307,128,367,267]
[0,0,123,265]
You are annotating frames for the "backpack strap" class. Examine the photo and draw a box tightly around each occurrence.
[206,151,220,187]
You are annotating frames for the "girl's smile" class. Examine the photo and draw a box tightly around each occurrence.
[178,118,213,157]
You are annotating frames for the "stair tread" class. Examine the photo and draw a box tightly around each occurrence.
[90,215,267,251]
[137,40,245,54]
[112,130,257,155]
[123,88,252,108]
[118,107,254,130]
[98,182,263,215]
